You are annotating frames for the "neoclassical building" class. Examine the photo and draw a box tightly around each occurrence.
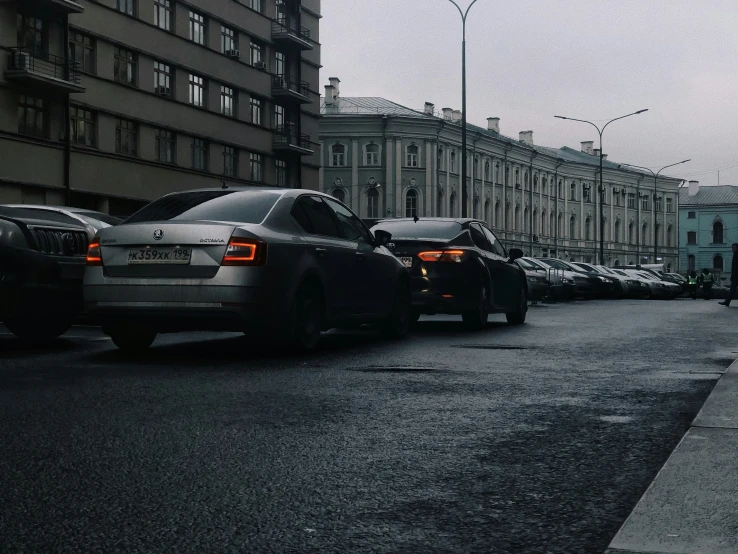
[320,78,684,270]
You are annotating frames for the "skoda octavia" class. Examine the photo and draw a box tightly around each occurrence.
[84,188,411,351]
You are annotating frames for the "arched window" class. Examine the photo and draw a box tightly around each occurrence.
[436,190,443,216]
[666,263,671,272]
[654,223,660,246]
[550,212,555,236]
[484,199,490,223]
[628,222,634,244]
[331,143,346,166]
[614,220,621,243]
[405,189,418,217]
[614,259,621,267]
[532,209,538,234]
[365,143,380,166]
[585,217,591,240]
[524,171,529,189]
[514,206,520,230]
[542,177,547,194]
[713,221,724,244]
[714,255,724,271]
[332,188,345,203]
[484,160,491,181]
[642,223,648,246]
[473,198,479,218]
[524,208,530,233]
[540,210,546,236]
[667,225,673,247]
[515,169,521,186]
[473,156,479,178]
[505,166,510,184]
[558,213,563,236]
[495,201,500,225]
[570,182,577,200]
[495,163,501,183]
[438,146,445,170]
[366,188,379,218]
[533,175,538,192]
[406,144,419,167]
[688,254,695,272]
[569,215,576,239]
[558,180,563,198]
[450,151,457,173]
[449,193,456,217]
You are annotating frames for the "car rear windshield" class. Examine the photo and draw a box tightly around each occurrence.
[517,258,546,271]
[370,220,462,240]
[0,207,82,226]
[76,212,122,226]
[125,190,283,224]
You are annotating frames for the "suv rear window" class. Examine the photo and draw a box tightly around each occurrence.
[370,220,462,240]
[125,190,283,224]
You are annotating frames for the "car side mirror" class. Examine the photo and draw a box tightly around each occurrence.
[508,248,524,262]
[374,229,392,246]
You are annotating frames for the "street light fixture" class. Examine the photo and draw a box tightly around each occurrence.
[619,159,691,265]
[554,109,648,264]
[447,0,481,218]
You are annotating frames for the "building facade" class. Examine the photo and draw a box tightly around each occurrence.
[320,79,683,269]
[0,0,320,216]
[679,182,738,282]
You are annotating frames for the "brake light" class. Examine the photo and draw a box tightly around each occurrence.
[417,249,467,263]
[86,241,102,266]
[222,237,267,266]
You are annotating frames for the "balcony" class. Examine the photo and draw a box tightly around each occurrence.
[5,48,84,94]
[271,76,312,104]
[271,20,313,51]
[273,128,313,156]
[25,0,84,14]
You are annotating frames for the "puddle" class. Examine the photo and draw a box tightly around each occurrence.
[600,415,634,424]
[452,345,528,350]
[351,366,441,373]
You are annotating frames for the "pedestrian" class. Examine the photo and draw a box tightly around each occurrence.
[719,243,738,306]
[701,268,714,300]
[688,270,698,300]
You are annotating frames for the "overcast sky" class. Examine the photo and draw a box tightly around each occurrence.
[319,0,738,185]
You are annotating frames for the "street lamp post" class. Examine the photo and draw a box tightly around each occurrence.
[619,159,691,265]
[555,109,648,264]
[447,0,480,218]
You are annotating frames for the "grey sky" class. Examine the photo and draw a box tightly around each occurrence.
[319,0,738,185]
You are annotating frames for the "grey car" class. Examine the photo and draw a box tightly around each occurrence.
[84,187,411,351]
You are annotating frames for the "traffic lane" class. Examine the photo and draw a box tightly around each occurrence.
[0,301,733,553]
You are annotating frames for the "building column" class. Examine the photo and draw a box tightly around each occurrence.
[445,148,451,217]
[395,138,402,217]
[385,137,393,217]
[351,139,359,213]
[563,179,568,239]
[425,139,432,217]
[319,141,325,192]
[580,182,585,240]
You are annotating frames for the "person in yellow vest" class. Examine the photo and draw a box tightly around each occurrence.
[699,268,714,300]
[688,270,698,300]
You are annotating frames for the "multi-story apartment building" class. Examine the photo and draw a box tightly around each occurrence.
[0,0,320,216]
[679,181,738,281]
[320,79,683,270]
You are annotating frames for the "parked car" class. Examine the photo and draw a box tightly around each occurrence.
[520,257,579,300]
[0,205,90,340]
[637,271,681,299]
[568,261,626,298]
[1,205,121,234]
[620,269,670,299]
[534,258,599,299]
[593,265,646,298]
[514,261,550,301]
[368,218,528,329]
[84,188,411,351]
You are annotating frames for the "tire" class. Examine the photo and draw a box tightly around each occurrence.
[109,325,157,352]
[5,316,72,342]
[462,284,490,331]
[380,280,412,339]
[506,288,528,325]
[287,283,323,351]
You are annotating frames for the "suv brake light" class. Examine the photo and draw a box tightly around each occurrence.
[417,249,466,263]
[86,241,102,266]
[222,237,267,266]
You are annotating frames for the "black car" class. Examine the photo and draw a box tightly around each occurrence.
[538,258,619,298]
[369,218,528,329]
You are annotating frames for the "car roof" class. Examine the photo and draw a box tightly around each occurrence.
[372,217,484,225]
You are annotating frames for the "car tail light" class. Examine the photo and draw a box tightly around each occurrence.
[222,237,267,266]
[417,249,467,263]
[86,241,102,266]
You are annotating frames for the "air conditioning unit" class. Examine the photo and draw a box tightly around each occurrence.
[226,49,240,59]
[13,51,31,70]
[254,61,267,70]
[533,234,540,243]
[155,85,171,96]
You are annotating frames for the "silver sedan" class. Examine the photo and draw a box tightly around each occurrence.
[84,187,411,351]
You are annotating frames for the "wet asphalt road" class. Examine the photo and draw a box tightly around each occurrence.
[1,298,736,553]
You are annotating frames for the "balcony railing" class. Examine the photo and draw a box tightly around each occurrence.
[273,129,313,154]
[271,20,313,50]
[271,76,311,103]
[6,48,83,91]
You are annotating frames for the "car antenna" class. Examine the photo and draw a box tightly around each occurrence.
[413,215,419,223]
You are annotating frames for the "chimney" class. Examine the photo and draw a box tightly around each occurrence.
[452,109,462,122]
[324,84,336,105]
[593,148,601,157]
[688,180,700,196]
[519,130,533,146]
[424,102,434,115]
[581,141,594,155]
[487,117,500,133]
[442,107,453,120]
[328,77,340,97]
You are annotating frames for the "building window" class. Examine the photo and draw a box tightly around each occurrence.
[189,74,204,107]
[614,191,621,206]
[714,255,724,271]
[17,14,47,53]
[331,143,346,167]
[70,106,96,147]
[496,163,501,184]
[155,129,174,163]
[221,25,237,53]
[250,97,262,125]
[437,146,444,171]
[116,0,135,16]
[713,221,724,244]
[584,217,591,240]
[583,185,591,203]
[655,196,662,211]
[533,176,538,192]
[114,47,136,86]
[406,144,419,167]
[250,41,263,65]
[628,193,636,209]
[332,188,346,203]
[249,0,262,12]
[667,225,673,247]
[154,61,171,93]
[450,151,456,173]
[223,146,238,177]
[569,216,576,239]
[154,0,172,31]
[250,153,263,181]
[614,220,621,243]
[688,254,695,272]
[191,138,207,170]
[449,193,456,217]
[189,11,205,45]
[570,183,576,201]
[274,104,285,129]
[115,118,138,156]
[405,189,418,218]
[367,188,379,218]
[69,32,95,73]
[628,222,634,244]
[275,52,285,77]
[484,160,491,181]
[17,95,47,138]
[221,85,235,117]
[641,195,649,210]
[641,224,648,246]
[365,143,380,166]
[688,211,696,219]
[276,159,287,186]
[667,198,673,213]
[474,157,479,179]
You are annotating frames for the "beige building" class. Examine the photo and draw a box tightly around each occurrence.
[0,0,320,216]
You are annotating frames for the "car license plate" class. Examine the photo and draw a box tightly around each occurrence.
[127,247,192,264]
[400,257,413,268]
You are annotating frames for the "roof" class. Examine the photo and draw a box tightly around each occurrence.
[679,185,738,206]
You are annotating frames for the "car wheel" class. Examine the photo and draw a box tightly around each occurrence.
[462,284,489,331]
[506,288,528,325]
[5,316,72,342]
[380,280,412,339]
[109,325,157,352]
[288,283,323,351]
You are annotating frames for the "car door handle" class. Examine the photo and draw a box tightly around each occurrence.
[315,247,327,257]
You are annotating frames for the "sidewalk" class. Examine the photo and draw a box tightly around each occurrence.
[606,359,738,554]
